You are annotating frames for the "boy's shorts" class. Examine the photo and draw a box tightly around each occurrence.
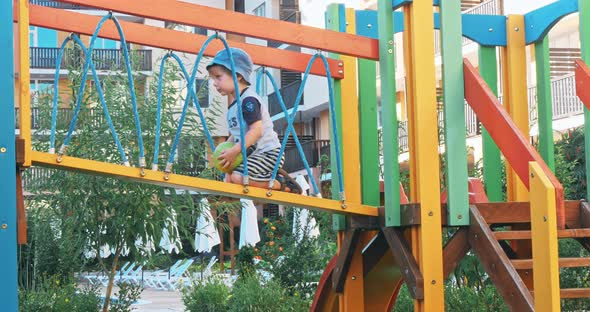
[234,147,285,182]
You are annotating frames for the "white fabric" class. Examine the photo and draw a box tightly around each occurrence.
[293,175,320,242]
[195,198,221,253]
[239,199,260,248]
[159,211,182,254]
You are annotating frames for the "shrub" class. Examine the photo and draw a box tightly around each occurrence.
[19,277,101,312]
[228,276,308,312]
[182,278,230,312]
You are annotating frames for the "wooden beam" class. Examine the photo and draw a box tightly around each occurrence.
[495,228,590,240]
[468,205,534,311]
[443,228,470,278]
[382,227,424,299]
[512,257,590,270]
[55,0,379,60]
[332,229,361,293]
[20,4,343,79]
[31,151,377,216]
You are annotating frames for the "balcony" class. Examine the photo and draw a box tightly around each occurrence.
[282,137,330,173]
[268,80,303,117]
[30,47,152,72]
[15,107,117,130]
[30,0,92,10]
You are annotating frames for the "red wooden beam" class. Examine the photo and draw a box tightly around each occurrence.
[463,59,565,228]
[575,59,590,110]
[55,0,379,60]
[18,4,344,79]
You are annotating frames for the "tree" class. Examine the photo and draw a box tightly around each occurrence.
[26,45,224,311]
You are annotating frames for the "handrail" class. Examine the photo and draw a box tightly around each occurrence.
[463,59,565,228]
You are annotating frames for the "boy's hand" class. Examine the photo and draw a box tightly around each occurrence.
[217,145,242,170]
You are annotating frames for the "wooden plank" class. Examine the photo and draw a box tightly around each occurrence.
[535,38,555,171]
[577,202,590,252]
[463,59,566,228]
[559,288,590,299]
[332,229,361,293]
[31,151,378,216]
[512,257,590,270]
[469,205,534,311]
[440,0,469,226]
[478,46,503,202]
[529,162,560,312]
[15,138,25,166]
[378,0,401,227]
[21,4,343,79]
[18,0,31,167]
[495,228,590,240]
[443,228,470,278]
[55,0,379,60]
[382,227,424,299]
[475,201,579,226]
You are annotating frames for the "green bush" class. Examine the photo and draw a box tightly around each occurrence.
[110,282,143,312]
[19,277,101,312]
[228,276,308,312]
[182,278,230,312]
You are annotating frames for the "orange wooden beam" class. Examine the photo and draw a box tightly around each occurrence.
[56,0,379,60]
[463,59,565,228]
[18,4,343,79]
[575,59,590,109]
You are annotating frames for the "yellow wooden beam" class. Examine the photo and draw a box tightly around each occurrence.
[18,0,31,167]
[503,15,529,202]
[340,8,362,206]
[30,151,378,216]
[529,161,560,312]
[408,0,445,310]
[340,8,364,312]
[403,5,418,201]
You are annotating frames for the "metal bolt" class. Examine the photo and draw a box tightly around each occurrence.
[0,147,6,153]
[514,27,520,32]
[388,49,393,54]
[543,216,548,222]
[243,186,249,194]
[1,224,7,230]
[351,276,357,280]
[338,70,343,74]
[367,24,372,28]
[140,168,146,177]
[428,211,433,217]
[531,173,535,178]
[346,22,349,26]
[341,203,347,209]
[338,62,343,67]
[488,28,494,32]
[431,280,436,285]
[266,191,272,197]
[457,214,463,220]
[389,40,393,45]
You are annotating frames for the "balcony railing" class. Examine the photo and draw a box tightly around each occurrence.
[15,107,120,130]
[282,139,330,173]
[528,74,584,124]
[30,0,93,10]
[268,80,303,117]
[30,47,152,71]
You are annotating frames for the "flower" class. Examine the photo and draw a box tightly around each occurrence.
[263,218,269,224]
[271,226,276,231]
[269,241,275,246]
[65,298,69,303]
[279,247,283,252]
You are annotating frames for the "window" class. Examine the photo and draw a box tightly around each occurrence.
[255,67,268,95]
[253,3,266,17]
[195,79,209,108]
[193,27,208,36]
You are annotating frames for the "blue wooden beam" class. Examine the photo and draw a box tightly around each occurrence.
[524,0,579,44]
[0,1,18,310]
[356,10,506,46]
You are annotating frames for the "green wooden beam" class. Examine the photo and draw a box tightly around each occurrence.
[440,0,469,225]
[378,0,400,226]
[535,37,555,171]
[478,46,503,202]
[326,3,346,230]
[581,0,590,202]
[358,58,381,206]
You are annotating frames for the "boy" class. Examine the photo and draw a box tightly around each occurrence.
[207,47,300,193]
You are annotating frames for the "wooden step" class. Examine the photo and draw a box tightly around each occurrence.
[512,257,590,270]
[531,288,590,299]
[494,229,590,240]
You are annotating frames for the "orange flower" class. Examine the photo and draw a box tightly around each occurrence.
[271,226,276,231]
[254,248,258,253]
[279,247,283,252]
[269,241,275,246]
[263,218,269,224]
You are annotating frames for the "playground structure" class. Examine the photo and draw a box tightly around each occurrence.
[2,0,590,311]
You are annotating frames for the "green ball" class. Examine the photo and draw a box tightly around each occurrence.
[212,141,243,173]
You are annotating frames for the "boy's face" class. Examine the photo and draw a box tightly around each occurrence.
[208,65,235,97]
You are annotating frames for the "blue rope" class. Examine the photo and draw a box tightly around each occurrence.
[154,52,215,171]
[254,68,320,195]
[50,35,126,163]
[59,13,144,167]
[265,53,344,196]
[165,34,219,173]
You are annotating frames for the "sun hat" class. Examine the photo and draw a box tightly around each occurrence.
[206,47,253,85]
